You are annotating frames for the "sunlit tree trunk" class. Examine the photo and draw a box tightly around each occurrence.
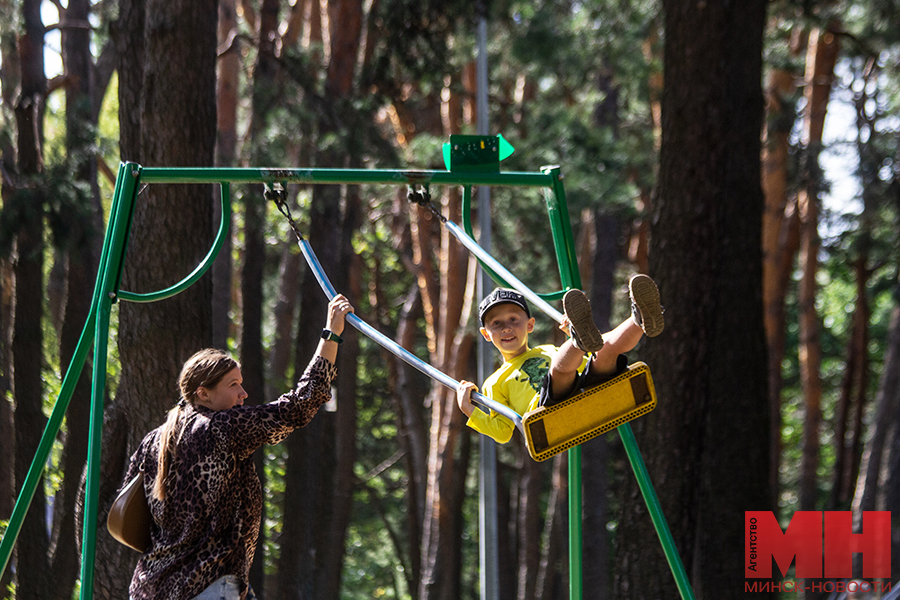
[212,0,240,349]
[797,25,839,513]
[615,1,771,597]
[628,23,662,272]
[761,66,796,507]
[418,74,476,600]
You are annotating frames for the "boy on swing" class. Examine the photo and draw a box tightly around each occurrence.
[457,275,664,445]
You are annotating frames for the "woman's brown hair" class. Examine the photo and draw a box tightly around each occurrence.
[152,349,239,500]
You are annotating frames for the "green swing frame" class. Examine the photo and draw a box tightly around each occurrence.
[0,139,695,600]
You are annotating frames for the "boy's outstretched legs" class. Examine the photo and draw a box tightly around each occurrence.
[586,274,664,377]
[549,278,664,401]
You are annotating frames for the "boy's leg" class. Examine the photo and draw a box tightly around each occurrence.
[563,289,604,352]
[587,318,644,375]
[547,340,587,401]
[587,274,664,377]
[629,274,664,337]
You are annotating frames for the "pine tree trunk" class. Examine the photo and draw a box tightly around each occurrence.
[797,25,840,513]
[761,66,796,507]
[318,187,362,600]
[0,130,14,600]
[615,1,770,597]
[535,454,566,600]
[853,278,900,516]
[241,1,283,594]
[93,0,218,597]
[49,1,104,596]
[269,245,302,393]
[277,183,339,600]
[418,76,474,600]
[582,211,618,599]
[853,276,900,579]
[11,1,49,598]
[829,255,869,509]
[516,457,542,600]
[212,0,240,349]
[390,283,429,594]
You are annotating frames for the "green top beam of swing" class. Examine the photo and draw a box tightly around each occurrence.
[136,166,555,187]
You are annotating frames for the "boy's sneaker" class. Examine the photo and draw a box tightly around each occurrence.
[629,274,664,337]
[563,289,605,353]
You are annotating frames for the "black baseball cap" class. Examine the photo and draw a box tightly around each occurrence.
[478,288,531,325]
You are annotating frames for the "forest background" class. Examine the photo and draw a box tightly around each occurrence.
[0,0,899,599]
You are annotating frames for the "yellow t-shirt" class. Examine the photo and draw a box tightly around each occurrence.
[466,345,587,444]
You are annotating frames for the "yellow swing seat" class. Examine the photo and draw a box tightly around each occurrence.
[522,361,657,462]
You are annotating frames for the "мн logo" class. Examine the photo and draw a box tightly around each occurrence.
[745,511,890,579]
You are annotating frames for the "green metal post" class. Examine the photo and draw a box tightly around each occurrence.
[542,168,695,600]
[0,315,97,577]
[619,424,696,600]
[541,166,581,290]
[539,167,584,600]
[0,163,134,578]
[79,163,142,600]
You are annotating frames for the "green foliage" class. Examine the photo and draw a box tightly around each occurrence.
[364,0,478,97]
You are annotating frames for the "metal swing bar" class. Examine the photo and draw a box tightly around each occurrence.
[271,190,525,433]
[407,186,565,324]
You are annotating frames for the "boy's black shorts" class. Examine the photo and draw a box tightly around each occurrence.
[538,353,629,408]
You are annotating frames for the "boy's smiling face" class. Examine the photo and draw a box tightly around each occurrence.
[480,303,536,362]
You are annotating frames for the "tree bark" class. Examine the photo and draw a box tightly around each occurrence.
[389,283,429,594]
[615,1,771,598]
[516,457,542,600]
[761,66,796,508]
[418,74,475,600]
[0,102,15,600]
[853,278,900,516]
[94,0,218,597]
[582,211,618,599]
[212,0,240,349]
[317,186,362,600]
[275,3,365,598]
[535,454,567,600]
[11,1,49,598]
[49,0,105,596]
[797,25,840,513]
[829,255,869,510]
[242,1,284,594]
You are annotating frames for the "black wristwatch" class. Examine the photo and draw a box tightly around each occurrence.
[321,329,343,344]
